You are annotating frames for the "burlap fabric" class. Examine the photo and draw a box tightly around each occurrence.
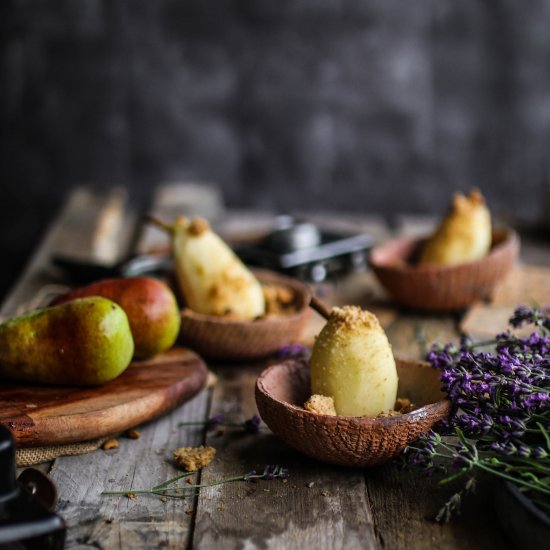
[16,438,108,467]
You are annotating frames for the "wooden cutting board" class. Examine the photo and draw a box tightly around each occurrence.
[0,347,208,447]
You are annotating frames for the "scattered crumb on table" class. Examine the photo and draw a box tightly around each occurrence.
[173,445,216,471]
[102,438,119,450]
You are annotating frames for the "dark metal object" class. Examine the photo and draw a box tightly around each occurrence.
[0,424,66,549]
[51,254,172,285]
[235,217,373,282]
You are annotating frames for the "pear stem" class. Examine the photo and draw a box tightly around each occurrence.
[310,295,332,320]
[144,215,173,234]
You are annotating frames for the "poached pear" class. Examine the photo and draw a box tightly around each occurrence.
[310,306,398,417]
[51,276,181,358]
[419,189,492,266]
[163,217,265,319]
[0,296,134,386]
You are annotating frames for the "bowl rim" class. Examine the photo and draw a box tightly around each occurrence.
[369,226,520,273]
[180,267,312,326]
[255,357,451,427]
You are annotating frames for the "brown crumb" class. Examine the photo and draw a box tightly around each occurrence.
[304,394,337,416]
[376,397,416,418]
[263,283,298,316]
[160,496,168,503]
[321,491,329,497]
[394,397,414,413]
[206,371,218,388]
[328,306,381,332]
[186,478,194,485]
[185,509,194,516]
[126,493,137,499]
[104,518,113,524]
[173,445,216,471]
[125,429,141,440]
[102,438,119,450]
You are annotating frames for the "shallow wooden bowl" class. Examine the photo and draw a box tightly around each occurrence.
[369,227,520,312]
[179,269,311,361]
[255,357,450,467]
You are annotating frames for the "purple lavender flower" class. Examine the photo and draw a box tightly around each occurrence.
[276,343,311,359]
[243,414,261,434]
[406,304,550,514]
[509,305,550,331]
[205,412,224,431]
[533,447,548,459]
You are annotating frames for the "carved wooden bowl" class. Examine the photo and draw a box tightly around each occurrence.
[179,269,311,361]
[255,357,450,467]
[369,227,520,312]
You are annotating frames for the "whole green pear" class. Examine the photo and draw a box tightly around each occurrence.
[0,297,134,386]
[51,276,181,358]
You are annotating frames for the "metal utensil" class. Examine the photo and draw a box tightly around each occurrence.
[0,424,66,549]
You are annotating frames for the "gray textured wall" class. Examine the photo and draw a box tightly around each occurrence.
[2,0,550,296]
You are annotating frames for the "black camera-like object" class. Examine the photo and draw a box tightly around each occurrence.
[234,216,373,282]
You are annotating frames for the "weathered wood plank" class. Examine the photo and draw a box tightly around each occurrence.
[384,312,460,360]
[366,465,513,550]
[192,362,379,549]
[51,389,210,549]
[461,264,550,340]
[491,264,550,307]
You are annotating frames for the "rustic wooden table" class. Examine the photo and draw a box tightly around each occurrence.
[4,185,550,549]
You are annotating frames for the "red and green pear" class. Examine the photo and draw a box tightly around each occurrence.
[52,277,181,358]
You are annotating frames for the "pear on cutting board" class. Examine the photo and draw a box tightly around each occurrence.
[151,216,265,320]
[0,297,134,386]
[310,305,398,417]
[419,188,492,266]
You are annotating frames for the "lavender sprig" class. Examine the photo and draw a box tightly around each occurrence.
[102,465,289,500]
[509,305,550,333]
[276,343,311,359]
[406,305,550,519]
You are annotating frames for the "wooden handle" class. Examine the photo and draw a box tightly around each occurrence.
[310,295,331,320]
[144,215,173,234]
